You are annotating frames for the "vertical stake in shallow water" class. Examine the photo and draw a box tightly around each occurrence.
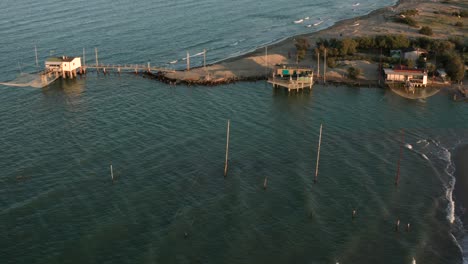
[323,48,327,83]
[34,45,39,68]
[316,48,320,78]
[395,129,405,186]
[224,119,230,177]
[95,47,99,74]
[203,49,206,70]
[83,47,86,67]
[263,176,268,190]
[110,162,114,182]
[314,124,323,184]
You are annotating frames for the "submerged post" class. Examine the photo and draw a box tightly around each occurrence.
[314,124,323,184]
[224,119,230,177]
[110,162,114,182]
[395,129,405,186]
[187,51,190,71]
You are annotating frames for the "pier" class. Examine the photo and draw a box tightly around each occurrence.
[37,48,175,87]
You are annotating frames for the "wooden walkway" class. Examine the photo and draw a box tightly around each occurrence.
[82,64,175,73]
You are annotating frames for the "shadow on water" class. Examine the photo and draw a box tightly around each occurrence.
[42,78,86,97]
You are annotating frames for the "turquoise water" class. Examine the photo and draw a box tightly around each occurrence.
[1,0,467,263]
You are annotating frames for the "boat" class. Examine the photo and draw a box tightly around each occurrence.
[353,2,360,6]
[294,19,304,24]
[305,24,312,28]
[304,16,310,20]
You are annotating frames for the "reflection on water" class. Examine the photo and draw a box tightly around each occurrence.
[388,83,441,99]
[41,78,87,113]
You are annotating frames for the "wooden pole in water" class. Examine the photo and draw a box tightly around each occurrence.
[263,176,268,190]
[314,124,323,184]
[323,48,327,83]
[203,49,206,69]
[224,119,230,177]
[110,162,114,182]
[316,48,320,77]
[395,129,405,186]
[187,51,190,71]
[83,47,86,67]
[34,45,39,68]
[95,47,99,68]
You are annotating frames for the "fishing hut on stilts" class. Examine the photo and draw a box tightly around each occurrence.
[268,65,314,92]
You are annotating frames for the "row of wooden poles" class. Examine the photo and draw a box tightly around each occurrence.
[222,120,323,189]
[108,122,404,189]
[106,120,324,188]
[105,122,416,263]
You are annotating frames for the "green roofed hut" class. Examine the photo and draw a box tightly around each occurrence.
[268,64,314,92]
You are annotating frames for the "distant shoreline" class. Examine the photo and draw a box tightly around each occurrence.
[160,0,465,87]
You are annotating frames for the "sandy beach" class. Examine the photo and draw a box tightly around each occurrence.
[162,0,467,85]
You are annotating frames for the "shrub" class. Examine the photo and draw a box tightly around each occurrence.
[419,26,433,36]
[347,67,361,80]
[395,16,418,27]
[400,9,419,16]
[326,57,337,68]
[455,21,464,27]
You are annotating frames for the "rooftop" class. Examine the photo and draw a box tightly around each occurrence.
[384,68,427,76]
[46,56,77,63]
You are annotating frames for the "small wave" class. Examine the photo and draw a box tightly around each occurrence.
[405,143,413,150]
[421,153,429,161]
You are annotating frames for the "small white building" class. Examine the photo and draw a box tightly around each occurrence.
[384,68,428,87]
[45,56,81,78]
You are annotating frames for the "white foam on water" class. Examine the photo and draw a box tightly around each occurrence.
[421,153,429,161]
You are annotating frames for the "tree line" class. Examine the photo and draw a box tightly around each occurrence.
[295,34,466,82]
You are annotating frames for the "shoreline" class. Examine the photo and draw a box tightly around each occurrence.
[160,0,465,87]
[453,144,468,224]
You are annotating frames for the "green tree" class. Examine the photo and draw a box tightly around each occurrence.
[338,38,358,56]
[432,40,455,55]
[444,53,465,82]
[295,38,310,62]
[347,66,361,80]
